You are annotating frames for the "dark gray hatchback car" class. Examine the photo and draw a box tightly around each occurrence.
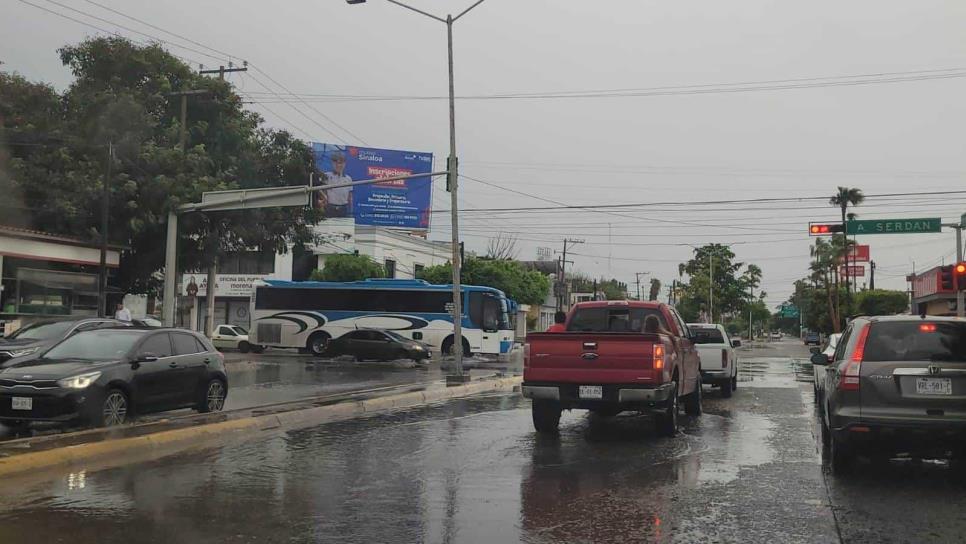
[0,328,228,428]
[814,315,966,473]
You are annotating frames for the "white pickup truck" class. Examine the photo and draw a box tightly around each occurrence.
[688,323,739,398]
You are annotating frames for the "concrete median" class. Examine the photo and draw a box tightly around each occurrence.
[0,375,522,479]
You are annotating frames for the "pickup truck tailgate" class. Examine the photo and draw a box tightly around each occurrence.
[695,344,727,371]
[525,332,663,384]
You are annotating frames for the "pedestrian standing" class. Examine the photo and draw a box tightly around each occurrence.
[547,311,567,332]
[115,302,132,322]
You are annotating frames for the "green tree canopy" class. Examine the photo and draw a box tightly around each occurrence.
[418,257,551,306]
[855,289,908,316]
[571,275,628,300]
[310,254,386,282]
[1,37,319,295]
[675,244,762,322]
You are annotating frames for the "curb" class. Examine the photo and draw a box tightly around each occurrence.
[0,376,522,479]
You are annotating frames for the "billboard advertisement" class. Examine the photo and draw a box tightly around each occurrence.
[310,143,434,230]
[838,265,866,278]
[837,244,870,264]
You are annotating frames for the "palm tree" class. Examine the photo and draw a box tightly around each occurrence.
[810,238,840,332]
[830,187,864,299]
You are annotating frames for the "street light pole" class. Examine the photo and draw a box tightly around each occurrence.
[348,0,488,384]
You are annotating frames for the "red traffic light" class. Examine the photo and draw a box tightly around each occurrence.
[808,223,844,236]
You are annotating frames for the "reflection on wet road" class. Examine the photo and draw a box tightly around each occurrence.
[1,341,965,543]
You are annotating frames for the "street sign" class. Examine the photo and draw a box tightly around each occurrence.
[779,304,800,318]
[846,218,941,235]
[200,186,309,211]
[839,265,865,277]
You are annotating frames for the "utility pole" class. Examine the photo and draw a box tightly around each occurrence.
[98,142,114,317]
[199,62,248,80]
[869,260,876,291]
[635,272,649,301]
[709,250,714,323]
[559,239,583,310]
[166,90,209,152]
[748,286,754,342]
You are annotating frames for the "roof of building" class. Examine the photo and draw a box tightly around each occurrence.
[0,225,126,251]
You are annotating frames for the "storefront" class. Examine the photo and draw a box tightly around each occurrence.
[177,273,268,331]
[0,226,121,333]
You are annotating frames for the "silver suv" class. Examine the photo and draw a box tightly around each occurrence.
[813,315,966,473]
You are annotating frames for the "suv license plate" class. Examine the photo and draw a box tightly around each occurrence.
[11,397,32,411]
[578,385,603,399]
[916,377,952,396]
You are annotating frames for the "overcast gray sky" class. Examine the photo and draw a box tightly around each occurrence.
[4,0,966,305]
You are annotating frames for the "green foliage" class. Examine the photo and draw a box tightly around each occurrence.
[417,257,551,306]
[571,275,628,300]
[312,254,386,282]
[648,278,662,301]
[855,289,908,316]
[675,244,762,322]
[1,37,319,295]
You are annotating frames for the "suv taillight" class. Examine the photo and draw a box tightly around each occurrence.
[721,349,728,368]
[839,324,870,392]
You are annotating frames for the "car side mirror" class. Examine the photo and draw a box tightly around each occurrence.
[731,339,741,348]
[809,347,820,354]
[136,352,159,363]
[810,352,831,365]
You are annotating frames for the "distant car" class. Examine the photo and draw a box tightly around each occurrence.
[814,316,966,473]
[0,327,228,429]
[210,324,263,353]
[811,333,841,400]
[325,329,432,362]
[0,317,130,365]
[770,332,782,340]
[689,323,739,398]
[804,332,821,346]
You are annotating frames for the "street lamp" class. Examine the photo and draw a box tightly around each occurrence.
[347,0,488,383]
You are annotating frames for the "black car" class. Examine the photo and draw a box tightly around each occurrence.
[0,327,228,428]
[326,329,432,362]
[0,317,131,365]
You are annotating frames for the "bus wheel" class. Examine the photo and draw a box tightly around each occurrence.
[442,336,471,357]
[307,332,331,356]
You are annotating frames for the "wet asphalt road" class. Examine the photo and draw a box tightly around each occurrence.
[2,341,966,543]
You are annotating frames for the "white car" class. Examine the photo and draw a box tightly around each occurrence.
[688,323,739,398]
[210,324,263,353]
[812,332,841,400]
[770,331,782,340]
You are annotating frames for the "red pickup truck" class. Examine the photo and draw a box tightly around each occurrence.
[523,300,702,436]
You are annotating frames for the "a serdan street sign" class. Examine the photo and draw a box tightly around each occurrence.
[846,218,942,235]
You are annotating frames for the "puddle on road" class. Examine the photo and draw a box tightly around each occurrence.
[690,411,777,485]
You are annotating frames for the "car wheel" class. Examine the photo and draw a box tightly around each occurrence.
[532,400,561,434]
[98,388,129,427]
[251,345,264,354]
[395,349,411,361]
[198,379,227,413]
[307,332,331,357]
[238,341,251,353]
[721,377,733,398]
[442,336,471,357]
[820,407,831,448]
[684,380,702,416]
[657,381,679,437]
[732,374,738,391]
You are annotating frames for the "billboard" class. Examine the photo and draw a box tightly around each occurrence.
[838,265,865,278]
[837,244,870,264]
[310,143,434,230]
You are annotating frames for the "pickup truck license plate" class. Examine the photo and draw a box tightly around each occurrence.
[916,377,952,396]
[11,397,32,411]
[578,385,603,399]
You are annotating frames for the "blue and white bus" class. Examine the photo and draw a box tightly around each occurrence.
[249,279,516,357]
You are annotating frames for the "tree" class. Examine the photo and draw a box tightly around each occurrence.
[485,233,519,260]
[855,289,908,316]
[570,275,628,300]
[310,254,386,282]
[648,278,662,301]
[0,37,319,296]
[675,244,762,322]
[830,186,864,294]
[418,257,551,306]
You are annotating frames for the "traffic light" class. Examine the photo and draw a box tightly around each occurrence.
[808,223,845,236]
[940,265,955,291]
[955,262,966,290]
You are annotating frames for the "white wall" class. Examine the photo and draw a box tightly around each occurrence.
[308,223,452,280]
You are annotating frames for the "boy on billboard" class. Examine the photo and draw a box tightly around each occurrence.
[322,150,353,218]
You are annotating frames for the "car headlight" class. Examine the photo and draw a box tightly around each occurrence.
[9,347,39,358]
[57,371,102,390]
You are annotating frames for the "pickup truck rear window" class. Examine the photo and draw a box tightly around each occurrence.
[863,322,966,362]
[567,307,668,333]
[691,328,725,344]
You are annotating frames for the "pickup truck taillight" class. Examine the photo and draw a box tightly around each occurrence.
[653,344,664,370]
[721,349,728,368]
[839,324,870,392]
